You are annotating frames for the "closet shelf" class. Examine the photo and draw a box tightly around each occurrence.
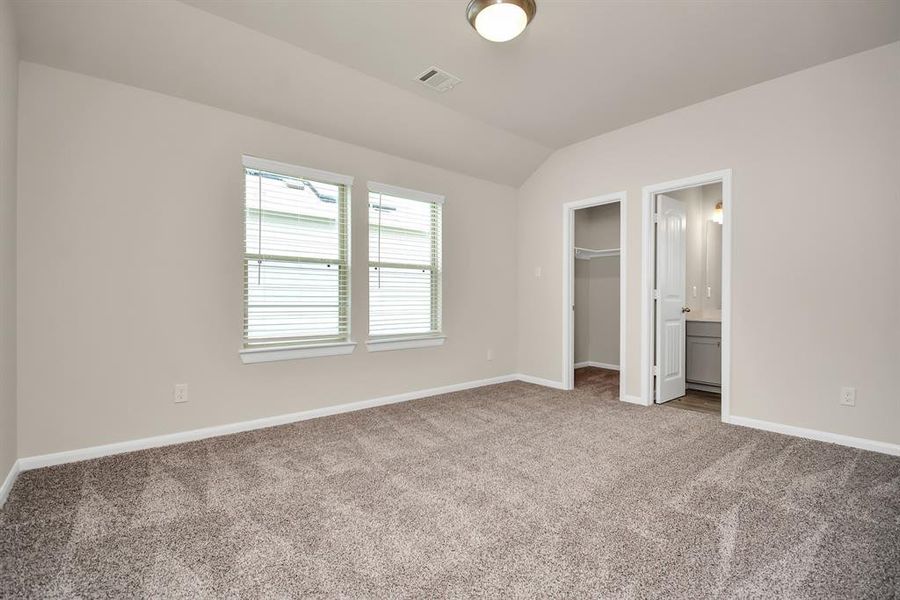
[574,246,620,260]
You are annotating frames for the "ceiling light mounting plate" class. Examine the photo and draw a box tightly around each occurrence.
[466,0,537,43]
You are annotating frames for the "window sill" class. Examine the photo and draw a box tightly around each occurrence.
[366,335,446,353]
[240,341,357,364]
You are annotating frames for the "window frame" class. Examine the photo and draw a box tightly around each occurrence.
[365,181,445,352]
[240,155,356,363]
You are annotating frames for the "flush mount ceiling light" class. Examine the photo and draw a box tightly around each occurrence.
[466,0,536,43]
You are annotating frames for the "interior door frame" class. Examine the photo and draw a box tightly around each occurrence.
[640,170,732,420]
[561,191,627,398]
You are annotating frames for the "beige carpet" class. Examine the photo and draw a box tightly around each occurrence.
[2,373,899,598]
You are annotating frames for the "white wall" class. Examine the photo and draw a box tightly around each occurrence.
[573,204,620,366]
[0,0,18,481]
[518,42,900,445]
[11,41,900,459]
[16,63,519,457]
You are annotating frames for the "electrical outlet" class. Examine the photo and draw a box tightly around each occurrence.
[486,348,494,361]
[840,386,855,407]
[174,383,189,404]
[534,266,542,278]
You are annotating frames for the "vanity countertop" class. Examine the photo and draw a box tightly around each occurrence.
[686,315,721,323]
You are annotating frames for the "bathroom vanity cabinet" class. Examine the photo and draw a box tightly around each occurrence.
[686,320,721,393]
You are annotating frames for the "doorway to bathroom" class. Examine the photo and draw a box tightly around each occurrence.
[641,171,732,419]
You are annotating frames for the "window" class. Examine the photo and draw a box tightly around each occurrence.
[241,156,354,363]
[367,182,444,351]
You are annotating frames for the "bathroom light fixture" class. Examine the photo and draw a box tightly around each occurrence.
[713,201,723,224]
[466,0,536,42]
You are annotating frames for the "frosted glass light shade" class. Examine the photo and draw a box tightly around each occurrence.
[467,0,536,43]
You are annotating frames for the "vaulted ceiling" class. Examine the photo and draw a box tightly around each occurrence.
[14,0,900,186]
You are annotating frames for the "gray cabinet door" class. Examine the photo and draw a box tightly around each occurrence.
[686,336,721,385]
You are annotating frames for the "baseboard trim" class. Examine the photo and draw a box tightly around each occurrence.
[514,373,568,390]
[686,382,720,394]
[724,415,900,457]
[622,394,648,406]
[574,361,620,371]
[18,374,521,471]
[0,459,20,508]
[17,378,897,479]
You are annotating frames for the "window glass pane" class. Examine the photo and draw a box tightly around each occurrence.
[368,188,441,338]
[368,193,433,266]
[246,169,341,260]
[243,163,349,348]
[368,266,434,336]
[246,260,342,342]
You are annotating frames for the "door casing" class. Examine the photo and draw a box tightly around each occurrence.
[640,170,732,420]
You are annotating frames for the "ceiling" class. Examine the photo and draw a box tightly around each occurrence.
[13,0,549,186]
[14,0,900,186]
[184,0,900,149]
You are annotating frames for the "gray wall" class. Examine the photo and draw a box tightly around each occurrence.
[517,42,900,444]
[573,203,620,367]
[587,258,620,366]
[0,0,18,482]
[16,63,519,457]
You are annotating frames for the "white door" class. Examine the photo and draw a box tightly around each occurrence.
[655,194,688,403]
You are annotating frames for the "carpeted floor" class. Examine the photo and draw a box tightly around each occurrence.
[2,373,899,598]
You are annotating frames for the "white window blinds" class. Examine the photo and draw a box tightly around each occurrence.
[368,183,443,338]
[243,156,352,349]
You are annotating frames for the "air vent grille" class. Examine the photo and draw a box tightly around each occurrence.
[416,66,461,93]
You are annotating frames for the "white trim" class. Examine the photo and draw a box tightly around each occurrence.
[515,373,568,390]
[686,382,721,394]
[368,181,445,205]
[18,374,521,471]
[19,371,897,475]
[562,191,627,404]
[725,415,900,457]
[240,341,357,364]
[574,361,620,371]
[641,170,733,416]
[0,459,20,508]
[241,154,354,187]
[366,335,446,352]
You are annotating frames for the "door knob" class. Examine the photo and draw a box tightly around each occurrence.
[682,307,691,313]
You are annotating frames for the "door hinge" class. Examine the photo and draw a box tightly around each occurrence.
[652,289,660,300]
[653,213,659,223]
[652,365,658,376]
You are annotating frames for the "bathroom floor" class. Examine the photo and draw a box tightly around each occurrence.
[665,389,722,415]
[574,367,721,415]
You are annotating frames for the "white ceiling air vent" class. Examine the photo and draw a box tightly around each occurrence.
[416,66,461,93]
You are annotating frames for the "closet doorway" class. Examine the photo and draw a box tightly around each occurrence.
[562,192,627,399]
